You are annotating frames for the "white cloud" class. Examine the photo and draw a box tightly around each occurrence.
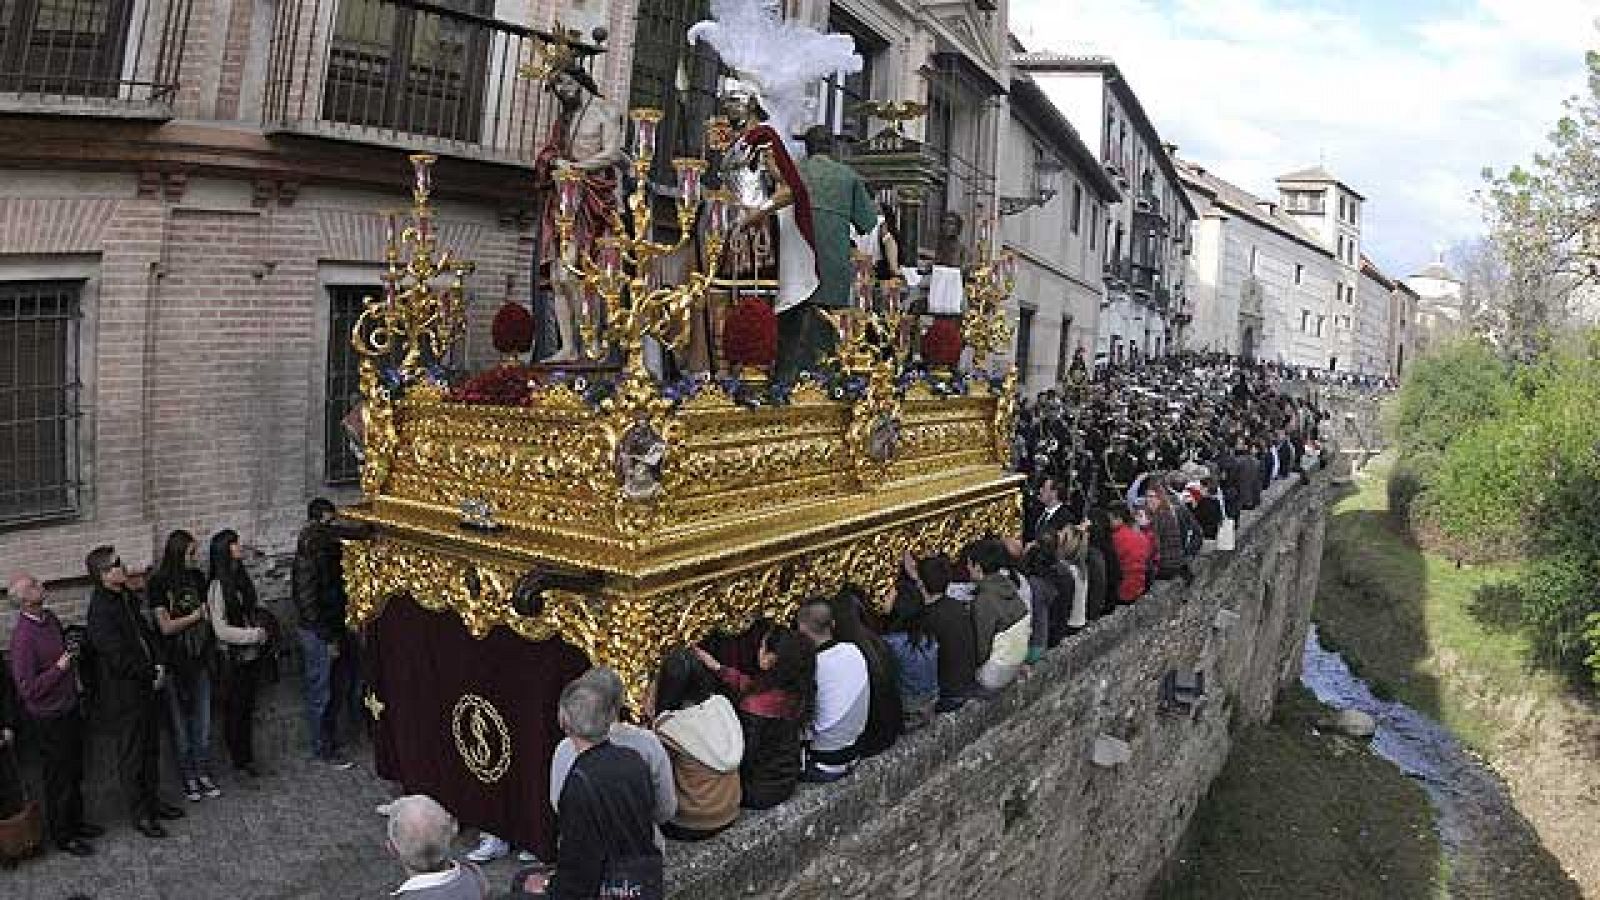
[1011,0,1598,275]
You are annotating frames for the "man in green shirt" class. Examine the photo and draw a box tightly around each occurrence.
[781,125,880,381]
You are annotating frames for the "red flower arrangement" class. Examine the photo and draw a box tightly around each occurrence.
[722,296,778,368]
[921,318,964,367]
[491,301,535,358]
[449,365,533,406]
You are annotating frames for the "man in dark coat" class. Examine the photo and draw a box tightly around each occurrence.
[84,546,183,838]
[293,497,367,767]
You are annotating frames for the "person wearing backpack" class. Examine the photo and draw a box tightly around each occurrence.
[147,530,218,802]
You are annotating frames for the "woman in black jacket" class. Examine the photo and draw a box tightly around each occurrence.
[697,627,814,810]
[148,529,218,801]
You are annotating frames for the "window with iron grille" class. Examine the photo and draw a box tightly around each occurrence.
[324,285,373,486]
[0,0,133,96]
[321,0,494,143]
[0,279,83,526]
[629,0,720,179]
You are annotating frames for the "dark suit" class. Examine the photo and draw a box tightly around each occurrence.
[86,585,163,824]
[1026,503,1074,544]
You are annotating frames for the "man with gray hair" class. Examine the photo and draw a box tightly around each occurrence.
[387,794,488,898]
[547,666,676,833]
[516,676,662,899]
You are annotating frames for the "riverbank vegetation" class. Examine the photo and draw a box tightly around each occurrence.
[1154,686,1442,900]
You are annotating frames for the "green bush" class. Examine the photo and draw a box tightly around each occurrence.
[1392,340,1512,463]
[1396,331,1600,686]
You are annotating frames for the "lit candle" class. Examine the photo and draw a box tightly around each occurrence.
[598,236,621,276]
[384,212,397,248]
[704,190,731,236]
[411,154,435,196]
[630,109,663,163]
[884,278,904,311]
[674,158,705,210]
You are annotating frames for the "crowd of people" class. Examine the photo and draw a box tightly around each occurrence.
[449,353,1355,898]
[1,499,367,859]
[1,352,1367,898]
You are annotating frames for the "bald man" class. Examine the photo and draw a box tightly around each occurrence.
[8,573,100,856]
[387,794,489,898]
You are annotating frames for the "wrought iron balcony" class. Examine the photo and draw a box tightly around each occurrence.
[0,0,192,116]
[263,0,593,164]
[1131,262,1157,295]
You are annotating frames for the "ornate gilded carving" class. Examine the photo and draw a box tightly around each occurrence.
[346,487,1020,705]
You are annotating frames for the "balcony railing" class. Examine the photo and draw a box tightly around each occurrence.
[0,0,192,116]
[264,0,593,164]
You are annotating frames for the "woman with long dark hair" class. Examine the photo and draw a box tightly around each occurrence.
[829,585,902,758]
[649,649,743,841]
[205,530,268,777]
[693,626,814,810]
[148,529,217,801]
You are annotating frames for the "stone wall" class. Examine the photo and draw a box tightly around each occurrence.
[664,476,1327,900]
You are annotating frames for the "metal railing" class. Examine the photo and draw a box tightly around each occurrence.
[0,280,83,528]
[0,0,191,112]
[264,0,593,164]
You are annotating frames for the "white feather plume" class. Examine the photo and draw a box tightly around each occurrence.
[688,0,863,142]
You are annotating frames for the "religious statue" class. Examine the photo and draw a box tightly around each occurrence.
[778,125,878,380]
[687,0,863,376]
[533,64,625,363]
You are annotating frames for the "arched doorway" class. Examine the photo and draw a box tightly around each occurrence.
[1241,325,1256,362]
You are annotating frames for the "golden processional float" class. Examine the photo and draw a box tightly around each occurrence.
[338,97,1023,708]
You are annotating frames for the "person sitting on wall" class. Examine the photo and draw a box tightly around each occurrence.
[966,540,1031,692]
[693,628,814,810]
[828,586,902,759]
[647,650,743,842]
[794,600,869,783]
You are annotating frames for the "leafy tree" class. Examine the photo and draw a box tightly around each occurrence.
[1480,50,1600,359]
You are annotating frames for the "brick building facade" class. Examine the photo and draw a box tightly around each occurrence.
[0,0,641,627]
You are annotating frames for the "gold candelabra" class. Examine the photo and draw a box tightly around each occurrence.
[352,154,475,377]
[837,249,907,372]
[963,213,1017,369]
[552,109,728,384]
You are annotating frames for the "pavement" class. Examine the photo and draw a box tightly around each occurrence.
[5,731,527,899]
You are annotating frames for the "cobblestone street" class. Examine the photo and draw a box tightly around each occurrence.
[4,746,529,900]
[4,728,527,900]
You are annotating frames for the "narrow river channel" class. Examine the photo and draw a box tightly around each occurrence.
[1299,625,1582,898]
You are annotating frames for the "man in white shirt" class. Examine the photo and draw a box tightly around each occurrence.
[795,600,869,782]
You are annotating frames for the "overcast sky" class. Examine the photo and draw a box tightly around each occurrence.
[1010,0,1598,277]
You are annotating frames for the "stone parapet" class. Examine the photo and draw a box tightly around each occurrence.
[663,474,1327,900]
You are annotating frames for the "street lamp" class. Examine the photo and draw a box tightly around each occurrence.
[1000,155,1065,216]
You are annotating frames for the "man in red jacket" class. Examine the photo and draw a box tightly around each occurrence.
[1110,507,1154,603]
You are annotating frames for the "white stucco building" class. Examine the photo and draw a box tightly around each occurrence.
[1177,158,1337,367]
[1405,258,1466,357]
[1014,54,1197,366]
[999,68,1121,394]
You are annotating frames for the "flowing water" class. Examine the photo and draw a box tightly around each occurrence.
[1300,625,1582,898]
